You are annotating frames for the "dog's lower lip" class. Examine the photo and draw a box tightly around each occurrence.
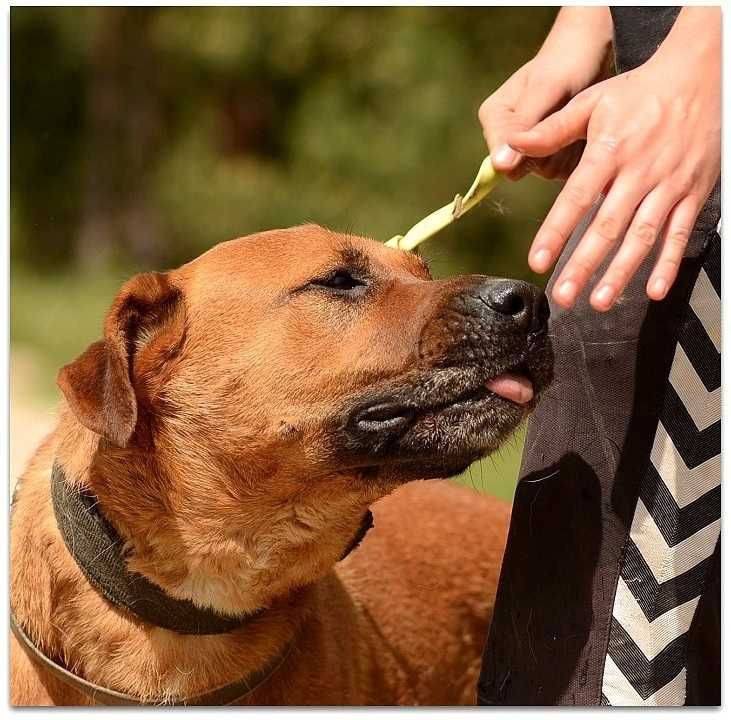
[353,360,540,431]
[356,403,415,432]
[485,372,534,405]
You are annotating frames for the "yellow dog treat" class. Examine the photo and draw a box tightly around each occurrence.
[385,155,500,251]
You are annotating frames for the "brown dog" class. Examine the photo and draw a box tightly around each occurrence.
[10,225,551,706]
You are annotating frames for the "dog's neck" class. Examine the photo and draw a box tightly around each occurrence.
[51,461,373,631]
[53,420,383,619]
[50,463,267,634]
[11,424,381,701]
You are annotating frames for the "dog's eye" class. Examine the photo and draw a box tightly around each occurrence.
[312,270,365,292]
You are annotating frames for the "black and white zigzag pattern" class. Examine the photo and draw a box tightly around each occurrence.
[601,241,721,706]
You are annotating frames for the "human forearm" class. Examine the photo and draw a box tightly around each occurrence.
[654,6,720,64]
[536,6,614,93]
[649,7,720,110]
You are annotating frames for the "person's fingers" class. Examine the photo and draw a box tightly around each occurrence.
[492,140,522,172]
[481,62,588,178]
[507,88,598,158]
[480,77,566,174]
[515,67,573,129]
[509,67,587,183]
[527,141,585,181]
[503,162,532,182]
[646,195,700,301]
[590,185,680,310]
[478,99,523,173]
[553,175,650,308]
[528,143,617,275]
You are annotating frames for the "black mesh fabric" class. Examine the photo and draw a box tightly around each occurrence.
[478,7,720,705]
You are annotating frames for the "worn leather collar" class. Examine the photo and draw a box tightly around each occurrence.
[49,463,373,634]
[50,463,259,635]
[10,612,296,706]
[11,463,373,704]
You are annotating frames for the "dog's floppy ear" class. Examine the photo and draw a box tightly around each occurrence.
[57,272,184,447]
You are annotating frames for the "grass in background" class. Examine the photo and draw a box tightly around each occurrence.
[452,424,524,501]
[11,267,131,400]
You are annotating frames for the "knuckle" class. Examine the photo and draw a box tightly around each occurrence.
[642,96,664,127]
[595,93,620,120]
[586,139,619,170]
[666,182,688,199]
[594,215,621,244]
[563,183,595,209]
[684,192,702,212]
[671,175,694,196]
[567,256,595,281]
[595,135,620,156]
[667,226,691,249]
[536,226,563,248]
[606,266,631,288]
[547,115,566,139]
[684,166,702,189]
[631,221,658,250]
[660,257,681,273]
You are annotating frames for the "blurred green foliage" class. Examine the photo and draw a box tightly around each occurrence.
[11,7,560,500]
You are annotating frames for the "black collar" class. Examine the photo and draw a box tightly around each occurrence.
[51,463,256,634]
[10,612,297,706]
[50,463,373,635]
[10,464,373,704]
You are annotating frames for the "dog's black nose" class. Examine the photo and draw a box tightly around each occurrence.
[480,279,549,334]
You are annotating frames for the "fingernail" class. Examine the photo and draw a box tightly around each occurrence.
[593,284,614,308]
[531,248,552,272]
[651,278,668,298]
[555,279,578,304]
[493,144,520,168]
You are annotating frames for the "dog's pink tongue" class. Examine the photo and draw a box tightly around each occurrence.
[486,373,534,405]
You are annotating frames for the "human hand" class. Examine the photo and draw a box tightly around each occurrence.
[479,7,613,181]
[507,7,721,311]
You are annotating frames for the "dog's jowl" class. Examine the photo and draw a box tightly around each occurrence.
[10,225,552,706]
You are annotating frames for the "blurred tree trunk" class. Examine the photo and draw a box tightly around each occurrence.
[77,7,163,271]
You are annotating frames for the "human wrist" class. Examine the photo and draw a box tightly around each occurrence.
[536,6,614,95]
[648,7,720,80]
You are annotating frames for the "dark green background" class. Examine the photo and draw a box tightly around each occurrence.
[11,7,561,498]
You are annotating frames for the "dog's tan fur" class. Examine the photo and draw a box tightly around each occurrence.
[11,226,514,706]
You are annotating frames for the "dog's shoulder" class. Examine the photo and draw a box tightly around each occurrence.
[336,478,510,616]
[369,479,511,551]
[334,480,509,703]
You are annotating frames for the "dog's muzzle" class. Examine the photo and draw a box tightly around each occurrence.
[334,275,554,478]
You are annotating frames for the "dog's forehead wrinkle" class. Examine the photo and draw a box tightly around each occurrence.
[336,242,372,272]
[180,228,436,305]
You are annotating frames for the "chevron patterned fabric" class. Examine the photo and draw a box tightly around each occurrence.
[601,240,721,706]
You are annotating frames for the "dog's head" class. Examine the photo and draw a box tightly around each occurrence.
[57,225,552,612]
